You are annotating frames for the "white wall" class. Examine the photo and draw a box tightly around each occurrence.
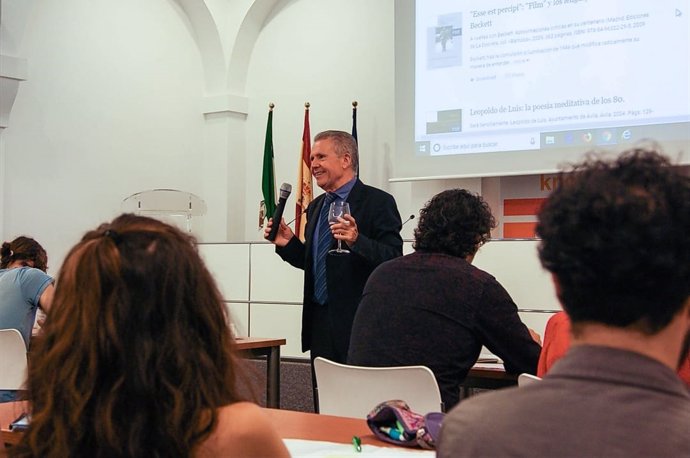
[242,0,397,243]
[1,0,477,272]
[1,0,212,269]
[0,0,557,359]
[241,0,479,242]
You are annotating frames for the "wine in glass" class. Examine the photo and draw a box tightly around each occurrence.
[328,201,351,254]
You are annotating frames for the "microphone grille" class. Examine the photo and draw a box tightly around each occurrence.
[279,183,292,198]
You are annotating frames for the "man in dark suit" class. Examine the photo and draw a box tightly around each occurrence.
[265,130,402,366]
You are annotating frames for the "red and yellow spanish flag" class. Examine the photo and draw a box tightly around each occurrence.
[295,103,313,241]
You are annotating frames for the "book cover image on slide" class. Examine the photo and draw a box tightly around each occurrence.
[427,12,462,69]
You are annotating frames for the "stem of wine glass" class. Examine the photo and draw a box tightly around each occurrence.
[337,240,342,252]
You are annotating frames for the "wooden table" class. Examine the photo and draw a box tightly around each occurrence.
[265,409,433,454]
[1,401,26,448]
[462,362,518,397]
[3,407,426,452]
[235,337,286,409]
[264,408,386,446]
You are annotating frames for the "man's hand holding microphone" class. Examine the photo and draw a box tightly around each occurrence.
[264,183,294,247]
[263,182,361,248]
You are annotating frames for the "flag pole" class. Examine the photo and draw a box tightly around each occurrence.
[352,100,358,175]
[351,100,358,144]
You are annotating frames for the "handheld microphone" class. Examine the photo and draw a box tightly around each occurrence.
[402,214,416,226]
[266,183,292,241]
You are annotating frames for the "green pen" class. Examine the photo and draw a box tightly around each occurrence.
[352,435,362,452]
[396,421,409,440]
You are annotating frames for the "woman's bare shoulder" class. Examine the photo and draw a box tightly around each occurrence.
[196,402,290,458]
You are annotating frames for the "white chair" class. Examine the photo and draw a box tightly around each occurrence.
[0,329,29,391]
[313,357,443,418]
[517,373,542,387]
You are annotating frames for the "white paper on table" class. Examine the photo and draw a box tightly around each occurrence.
[283,438,435,458]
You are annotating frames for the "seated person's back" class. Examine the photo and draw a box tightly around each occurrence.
[348,189,541,411]
[438,148,690,456]
[13,214,289,457]
[536,310,571,377]
[0,236,54,347]
[0,237,54,403]
[539,310,690,386]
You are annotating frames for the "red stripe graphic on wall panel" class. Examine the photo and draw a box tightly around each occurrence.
[503,222,538,239]
[503,198,547,216]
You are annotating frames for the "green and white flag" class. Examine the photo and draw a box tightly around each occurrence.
[261,104,276,226]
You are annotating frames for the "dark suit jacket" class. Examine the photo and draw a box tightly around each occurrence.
[276,179,403,354]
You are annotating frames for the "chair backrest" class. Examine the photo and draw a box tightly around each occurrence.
[0,329,29,390]
[517,373,542,387]
[313,357,443,418]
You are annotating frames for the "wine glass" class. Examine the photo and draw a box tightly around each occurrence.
[328,201,351,254]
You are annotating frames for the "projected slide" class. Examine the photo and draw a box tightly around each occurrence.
[414,0,690,158]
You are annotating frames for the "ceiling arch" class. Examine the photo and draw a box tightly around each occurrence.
[171,0,281,99]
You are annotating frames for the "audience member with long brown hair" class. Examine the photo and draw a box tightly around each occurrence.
[12,214,288,457]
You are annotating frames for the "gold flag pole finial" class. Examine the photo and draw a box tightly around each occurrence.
[269,102,275,111]
[352,100,358,109]
[305,102,310,110]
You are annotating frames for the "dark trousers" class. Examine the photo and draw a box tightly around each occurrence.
[308,303,348,412]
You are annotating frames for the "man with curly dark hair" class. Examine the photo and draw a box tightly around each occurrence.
[438,148,690,457]
[348,189,541,411]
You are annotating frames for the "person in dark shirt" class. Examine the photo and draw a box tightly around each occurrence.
[347,189,541,410]
[438,148,690,457]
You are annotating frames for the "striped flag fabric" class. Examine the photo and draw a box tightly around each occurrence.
[261,104,276,226]
[295,103,313,241]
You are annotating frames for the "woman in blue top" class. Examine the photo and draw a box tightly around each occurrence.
[0,236,54,401]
